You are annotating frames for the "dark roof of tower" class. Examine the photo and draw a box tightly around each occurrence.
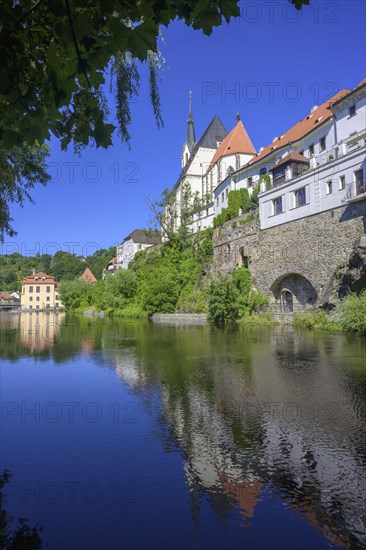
[173,116,228,192]
[186,92,196,153]
[197,115,228,149]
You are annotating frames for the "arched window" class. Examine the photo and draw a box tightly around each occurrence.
[185,152,188,165]
[226,166,234,177]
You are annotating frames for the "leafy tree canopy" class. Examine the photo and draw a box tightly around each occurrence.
[0,0,308,239]
[0,0,308,151]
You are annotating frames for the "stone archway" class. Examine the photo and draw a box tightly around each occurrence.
[270,273,318,311]
[237,246,249,268]
[281,289,294,312]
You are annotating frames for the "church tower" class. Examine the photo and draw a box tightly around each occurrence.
[182,91,196,168]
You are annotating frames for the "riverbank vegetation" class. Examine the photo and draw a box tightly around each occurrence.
[60,230,214,316]
[292,291,366,335]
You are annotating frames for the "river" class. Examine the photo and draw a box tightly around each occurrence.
[0,312,365,549]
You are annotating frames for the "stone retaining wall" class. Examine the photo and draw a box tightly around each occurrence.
[211,201,366,306]
[150,313,208,324]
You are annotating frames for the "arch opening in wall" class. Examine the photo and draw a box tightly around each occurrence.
[281,289,294,313]
[237,246,249,268]
[270,273,318,310]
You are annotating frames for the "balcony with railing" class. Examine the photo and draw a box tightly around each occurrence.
[343,179,366,203]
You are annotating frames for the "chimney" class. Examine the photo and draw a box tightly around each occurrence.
[32,267,35,275]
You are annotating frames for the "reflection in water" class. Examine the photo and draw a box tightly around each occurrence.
[19,312,65,352]
[0,470,43,549]
[1,315,365,548]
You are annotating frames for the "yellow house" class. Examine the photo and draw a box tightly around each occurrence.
[21,272,62,311]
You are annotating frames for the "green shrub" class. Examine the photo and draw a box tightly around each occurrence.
[337,290,366,335]
[208,276,241,322]
[208,267,269,322]
[59,280,94,311]
[292,311,340,331]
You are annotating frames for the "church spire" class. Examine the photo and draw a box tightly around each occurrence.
[186,91,196,152]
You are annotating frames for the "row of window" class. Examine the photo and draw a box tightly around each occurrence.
[271,171,359,215]
[27,286,51,293]
[272,186,307,215]
[28,296,51,302]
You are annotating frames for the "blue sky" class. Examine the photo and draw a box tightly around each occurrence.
[4,0,366,257]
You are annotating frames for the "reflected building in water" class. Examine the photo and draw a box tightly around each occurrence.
[109,326,365,549]
[19,311,65,352]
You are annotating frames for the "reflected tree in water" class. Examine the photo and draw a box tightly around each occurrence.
[0,470,43,550]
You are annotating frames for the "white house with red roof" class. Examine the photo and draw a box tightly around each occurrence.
[228,78,366,230]
[168,78,365,235]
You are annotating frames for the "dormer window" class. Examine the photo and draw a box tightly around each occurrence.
[42,276,46,281]
[34,276,39,281]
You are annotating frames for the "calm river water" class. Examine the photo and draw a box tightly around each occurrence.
[0,312,365,550]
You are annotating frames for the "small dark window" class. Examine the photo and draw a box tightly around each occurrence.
[29,296,33,302]
[248,177,253,187]
[29,286,33,293]
[309,144,314,157]
[294,187,306,208]
[326,180,333,194]
[36,296,40,302]
[273,196,283,215]
[349,105,356,117]
[339,176,345,190]
[319,137,326,152]
[36,286,40,293]
[46,296,50,301]
[46,286,50,293]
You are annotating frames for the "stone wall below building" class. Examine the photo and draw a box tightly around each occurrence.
[211,201,366,309]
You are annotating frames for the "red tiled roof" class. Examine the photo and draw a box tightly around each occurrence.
[208,120,256,170]
[22,272,56,285]
[79,267,97,283]
[245,89,350,167]
[0,292,12,301]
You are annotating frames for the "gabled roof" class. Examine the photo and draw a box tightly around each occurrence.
[22,272,55,284]
[0,292,12,301]
[244,89,350,168]
[208,120,256,170]
[270,151,310,171]
[124,229,161,245]
[172,116,228,192]
[79,267,97,284]
[197,115,228,149]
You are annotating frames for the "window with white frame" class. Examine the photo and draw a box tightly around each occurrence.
[272,196,283,215]
[339,175,346,190]
[294,187,306,208]
[326,180,333,194]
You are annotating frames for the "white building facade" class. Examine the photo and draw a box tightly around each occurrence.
[116,229,160,270]
[167,78,365,237]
